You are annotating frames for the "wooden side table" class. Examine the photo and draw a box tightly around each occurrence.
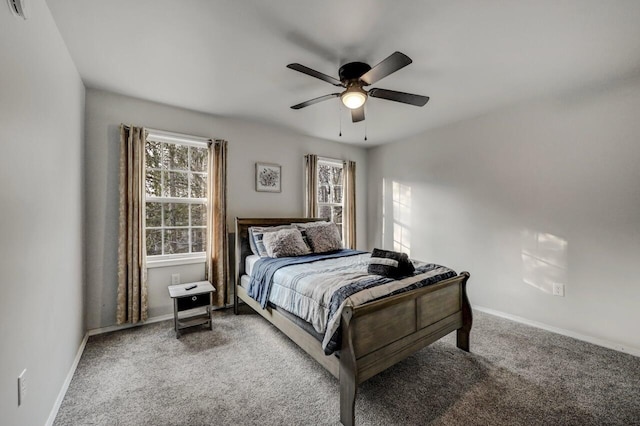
[167,281,215,338]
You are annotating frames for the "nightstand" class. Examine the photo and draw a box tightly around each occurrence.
[167,281,215,338]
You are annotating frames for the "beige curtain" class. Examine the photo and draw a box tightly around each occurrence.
[304,154,318,217]
[343,160,357,249]
[117,125,148,324]
[205,140,228,307]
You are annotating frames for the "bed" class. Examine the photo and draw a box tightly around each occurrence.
[234,217,472,426]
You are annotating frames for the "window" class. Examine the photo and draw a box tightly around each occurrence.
[317,159,343,235]
[144,133,209,263]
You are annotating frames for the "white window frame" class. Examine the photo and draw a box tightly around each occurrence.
[144,129,210,268]
[316,157,344,239]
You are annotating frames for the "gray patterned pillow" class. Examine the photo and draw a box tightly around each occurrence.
[293,221,336,250]
[249,225,293,257]
[305,222,343,253]
[262,228,311,258]
[292,221,330,228]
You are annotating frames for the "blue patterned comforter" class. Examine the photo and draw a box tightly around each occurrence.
[247,251,456,355]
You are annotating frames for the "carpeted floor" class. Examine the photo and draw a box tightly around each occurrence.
[54,309,640,425]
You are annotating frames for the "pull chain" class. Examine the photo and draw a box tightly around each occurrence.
[339,103,342,137]
[364,110,368,141]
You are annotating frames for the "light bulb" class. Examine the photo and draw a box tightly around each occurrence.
[341,87,367,109]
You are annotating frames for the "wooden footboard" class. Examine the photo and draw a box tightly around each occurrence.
[234,218,472,426]
[339,272,471,426]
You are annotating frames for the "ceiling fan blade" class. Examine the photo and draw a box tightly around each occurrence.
[291,93,340,109]
[287,63,343,86]
[351,107,365,123]
[360,52,412,85]
[368,88,429,106]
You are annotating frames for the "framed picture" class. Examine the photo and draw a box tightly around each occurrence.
[255,162,281,192]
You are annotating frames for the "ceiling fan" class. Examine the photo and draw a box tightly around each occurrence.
[287,51,429,123]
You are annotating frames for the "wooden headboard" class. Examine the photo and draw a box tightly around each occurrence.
[234,217,328,283]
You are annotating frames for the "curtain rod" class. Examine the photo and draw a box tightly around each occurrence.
[317,155,345,164]
[146,127,213,144]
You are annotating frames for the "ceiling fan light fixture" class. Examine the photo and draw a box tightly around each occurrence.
[341,86,367,109]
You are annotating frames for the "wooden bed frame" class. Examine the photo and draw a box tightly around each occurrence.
[234,217,472,426]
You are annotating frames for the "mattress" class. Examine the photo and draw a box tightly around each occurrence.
[245,254,261,277]
[240,274,251,289]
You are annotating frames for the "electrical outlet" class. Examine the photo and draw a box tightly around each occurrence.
[552,283,565,297]
[18,369,26,406]
[171,274,180,285]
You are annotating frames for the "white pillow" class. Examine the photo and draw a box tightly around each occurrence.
[262,228,311,258]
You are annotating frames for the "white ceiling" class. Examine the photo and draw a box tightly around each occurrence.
[47,0,640,145]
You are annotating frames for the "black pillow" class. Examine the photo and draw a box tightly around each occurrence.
[368,248,415,278]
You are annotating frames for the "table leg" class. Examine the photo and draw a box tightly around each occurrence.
[208,291,213,330]
[173,298,179,338]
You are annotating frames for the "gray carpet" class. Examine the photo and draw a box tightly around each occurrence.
[54,309,640,425]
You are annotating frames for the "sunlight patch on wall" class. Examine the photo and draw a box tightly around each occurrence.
[382,178,387,247]
[392,181,412,256]
[521,229,568,293]
[381,179,412,256]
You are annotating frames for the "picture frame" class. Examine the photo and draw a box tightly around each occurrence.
[255,162,282,192]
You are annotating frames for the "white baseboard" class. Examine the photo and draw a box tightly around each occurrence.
[474,305,640,358]
[86,313,174,336]
[86,305,233,337]
[45,332,89,426]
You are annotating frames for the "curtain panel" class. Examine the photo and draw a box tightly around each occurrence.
[117,125,148,324]
[304,154,318,217]
[343,160,357,249]
[205,140,229,307]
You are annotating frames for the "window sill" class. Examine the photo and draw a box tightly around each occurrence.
[146,256,207,269]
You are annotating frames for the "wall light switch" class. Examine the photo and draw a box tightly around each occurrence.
[171,274,180,285]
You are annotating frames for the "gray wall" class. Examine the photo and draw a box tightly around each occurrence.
[367,78,640,352]
[0,1,86,425]
[84,89,368,329]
